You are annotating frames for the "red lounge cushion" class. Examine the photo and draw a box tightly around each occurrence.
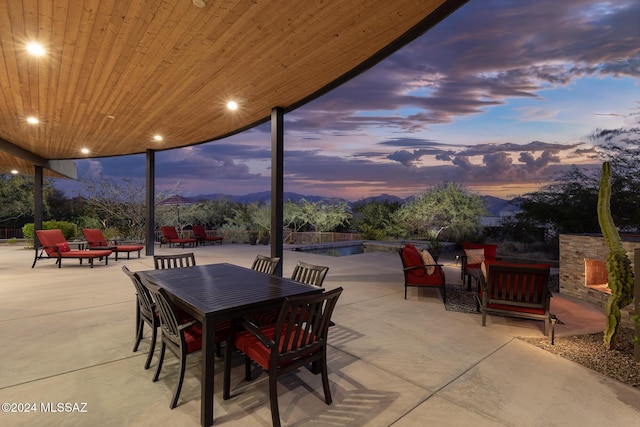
[56,242,70,252]
[117,245,144,252]
[402,244,425,277]
[60,250,112,258]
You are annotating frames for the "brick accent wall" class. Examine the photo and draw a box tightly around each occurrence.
[559,234,639,328]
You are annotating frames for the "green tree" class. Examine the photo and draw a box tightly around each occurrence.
[351,199,401,240]
[299,199,351,232]
[0,174,33,226]
[81,177,146,241]
[393,183,486,242]
[517,167,600,234]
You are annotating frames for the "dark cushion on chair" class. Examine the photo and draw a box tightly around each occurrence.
[60,250,112,258]
[234,323,311,368]
[183,323,203,353]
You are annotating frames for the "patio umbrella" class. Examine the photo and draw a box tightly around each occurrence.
[157,195,194,225]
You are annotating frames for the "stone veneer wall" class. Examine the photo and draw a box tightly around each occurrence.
[559,234,639,328]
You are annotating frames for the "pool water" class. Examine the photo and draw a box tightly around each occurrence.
[295,244,364,257]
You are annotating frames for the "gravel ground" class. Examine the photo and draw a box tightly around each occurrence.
[521,327,640,388]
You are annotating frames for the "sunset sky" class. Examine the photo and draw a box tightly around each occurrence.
[60,0,640,201]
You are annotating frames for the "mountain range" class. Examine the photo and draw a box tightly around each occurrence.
[188,191,516,216]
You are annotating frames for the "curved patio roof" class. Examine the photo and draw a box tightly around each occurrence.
[0,0,467,177]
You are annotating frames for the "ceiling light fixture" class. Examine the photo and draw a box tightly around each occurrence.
[154,135,163,141]
[226,100,238,111]
[26,116,39,124]
[192,0,207,8]
[26,42,45,56]
[11,169,18,174]
[81,148,90,154]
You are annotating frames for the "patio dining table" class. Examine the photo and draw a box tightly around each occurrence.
[137,263,323,427]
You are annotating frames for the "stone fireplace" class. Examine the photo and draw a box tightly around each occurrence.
[559,234,639,328]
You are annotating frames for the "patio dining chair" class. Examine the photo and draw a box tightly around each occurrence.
[223,287,343,427]
[291,261,329,287]
[122,265,159,370]
[138,275,231,409]
[250,254,281,275]
[153,253,196,269]
[82,228,144,261]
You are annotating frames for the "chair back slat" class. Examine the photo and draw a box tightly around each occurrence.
[122,266,155,321]
[291,261,329,287]
[271,287,342,365]
[138,275,184,348]
[154,253,196,269]
[251,255,281,275]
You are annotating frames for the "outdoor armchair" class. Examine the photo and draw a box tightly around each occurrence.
[32,229,112,268]
[398,243,446,302]
[223,287,343,427]
[461,242,498,290]
[82,228,143,261]
[159,226,196,248]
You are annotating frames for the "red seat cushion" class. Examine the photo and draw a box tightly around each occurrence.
[56,242,70,252]
[183,323,203,353]
[234,323,312,369]
[117,244,144,252]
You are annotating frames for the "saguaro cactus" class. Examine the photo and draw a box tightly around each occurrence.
[597,161,634,350]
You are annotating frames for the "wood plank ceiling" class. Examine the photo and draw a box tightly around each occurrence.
[0,0,465,175]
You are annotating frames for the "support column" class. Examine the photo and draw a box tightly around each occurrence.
[271,107,284,276]
[33,165,43,248]
[146,149,155,256]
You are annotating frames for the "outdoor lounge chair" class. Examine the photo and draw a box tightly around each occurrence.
[398,243,446,302]
[32,229,112,268]
[223,287,343,427]
[82,228,143,261]
[192,225,224,246]
[159,226,196,248]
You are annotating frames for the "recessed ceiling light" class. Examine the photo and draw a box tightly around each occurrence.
[11,169,18,174]
[26,42,45,56]
[226,100,238,111]
[192,0,207,7]
[26,116,39,124]
[81,148,90,154]
[154,135,163,141]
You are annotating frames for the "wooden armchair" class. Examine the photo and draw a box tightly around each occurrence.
[398,243,446,302]
[477,261,552,335]
[32,229,112,268]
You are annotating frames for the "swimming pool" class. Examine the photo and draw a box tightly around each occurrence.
[294,243,364,257]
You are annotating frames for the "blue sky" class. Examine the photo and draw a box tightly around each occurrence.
[60,0,640,201]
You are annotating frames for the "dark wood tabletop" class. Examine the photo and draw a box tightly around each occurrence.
[138,263,323,427]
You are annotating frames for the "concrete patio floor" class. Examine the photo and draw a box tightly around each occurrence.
[1,242,638,426]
